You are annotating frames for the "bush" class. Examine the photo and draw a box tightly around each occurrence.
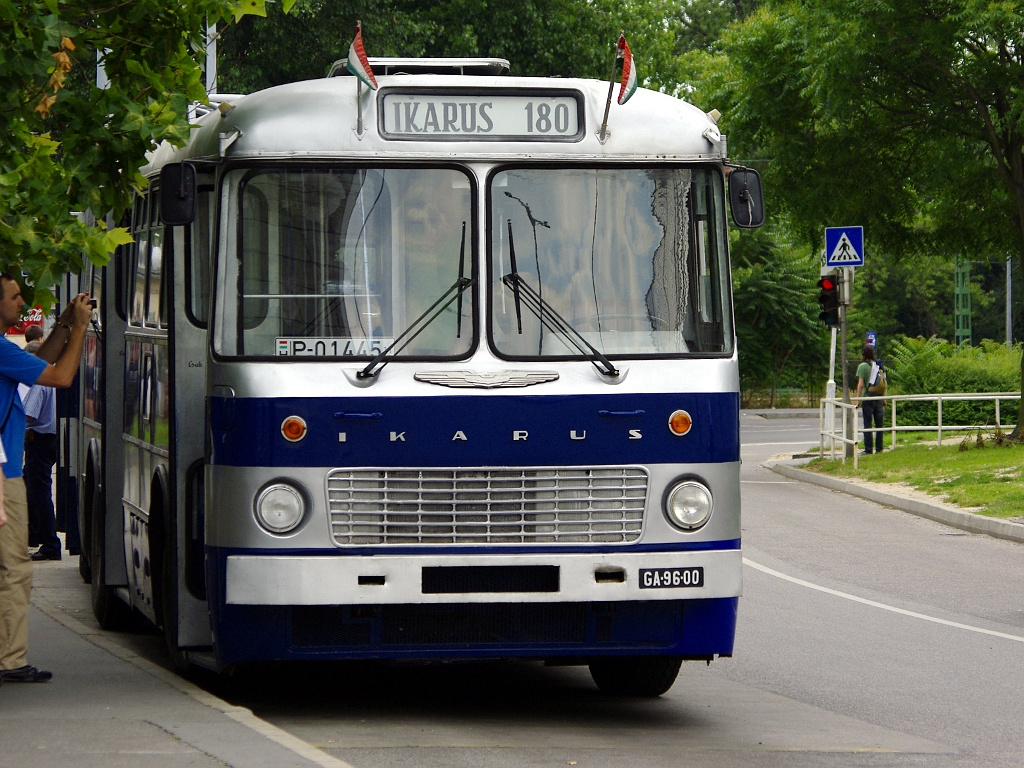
[885,337,1021,426]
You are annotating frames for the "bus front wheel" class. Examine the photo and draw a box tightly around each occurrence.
[154,499,190,674]
[588,657,683,697]
[90,492,134,631]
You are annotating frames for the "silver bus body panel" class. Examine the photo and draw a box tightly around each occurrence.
[206,460,741,551]
[206,352,739,400]
[225,549,743,606]
[144,76,727,172]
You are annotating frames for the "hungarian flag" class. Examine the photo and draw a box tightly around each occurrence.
[616,34,636,105]
[347,21,378,90]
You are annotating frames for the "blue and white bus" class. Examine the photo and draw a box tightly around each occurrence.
[63,56,763,696]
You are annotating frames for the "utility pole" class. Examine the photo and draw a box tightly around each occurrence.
[1008,255,1013,345]
[954,255,972,346]
[206,21,217,95]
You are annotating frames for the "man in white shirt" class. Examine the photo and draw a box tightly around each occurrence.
[21,340,59,561]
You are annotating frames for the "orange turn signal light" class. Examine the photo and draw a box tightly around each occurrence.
[281,415,308,442]
[667,409,693,436]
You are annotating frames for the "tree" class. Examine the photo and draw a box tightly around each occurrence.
[731,227,825,406]
[698,1,1024,437]
[670,0,762,56]
[217,0,683,94]
[0,0,278,307]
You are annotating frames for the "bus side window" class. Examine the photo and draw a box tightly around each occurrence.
[186,186,214,327]
[113,210,130,322]
[89,262,103,323]
[147,225,163,328]
[689,176,726,352]
[129,196,149,327]
[240,186,270,333]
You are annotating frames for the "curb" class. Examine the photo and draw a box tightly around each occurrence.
[766,461,1024,544]
[30,592,355,768]
[744,409,819,420]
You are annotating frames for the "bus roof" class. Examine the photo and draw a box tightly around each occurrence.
[145,71,727,172]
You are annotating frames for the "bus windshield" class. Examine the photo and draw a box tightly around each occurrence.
[490,167,733,358]
[216,166,475,359]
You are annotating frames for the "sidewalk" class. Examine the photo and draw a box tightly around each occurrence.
[767,459,1024,544]
[0,554,353,768]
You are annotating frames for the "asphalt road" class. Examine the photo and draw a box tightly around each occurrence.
[205,411,1024,767]
[18,410,1023,768]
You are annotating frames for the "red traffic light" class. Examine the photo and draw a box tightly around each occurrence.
[817,273,840,327]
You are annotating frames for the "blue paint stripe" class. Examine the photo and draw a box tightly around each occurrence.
[210,391,739,467]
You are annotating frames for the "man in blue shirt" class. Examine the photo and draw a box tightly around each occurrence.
[22,340,60,561]
[0,274,92,683]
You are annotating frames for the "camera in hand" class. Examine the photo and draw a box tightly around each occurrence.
[88,298,98,308]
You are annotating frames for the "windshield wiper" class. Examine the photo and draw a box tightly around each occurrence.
[501,271,618,378]
[357,276,473,379]
[359,224,472,379]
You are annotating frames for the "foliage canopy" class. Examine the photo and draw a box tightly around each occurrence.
[217,1,684,93]
[0,0,271,307]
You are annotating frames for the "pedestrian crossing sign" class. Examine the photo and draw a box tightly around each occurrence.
[825,226,864,267]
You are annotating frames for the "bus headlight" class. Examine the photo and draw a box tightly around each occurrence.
[255,483,306,534]
[664,480,713,531]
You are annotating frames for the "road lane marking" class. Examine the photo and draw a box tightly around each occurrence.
[744,559,1024,644]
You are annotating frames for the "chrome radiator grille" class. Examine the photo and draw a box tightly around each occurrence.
[327,467,648,546]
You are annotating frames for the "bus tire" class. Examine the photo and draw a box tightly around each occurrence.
[78,552,92,583]
[588,657,683,697]
[150,477,190,673]
[78,454,100,584]
[90,491,134,631]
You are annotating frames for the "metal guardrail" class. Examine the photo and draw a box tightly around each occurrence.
[818,392,1020,469]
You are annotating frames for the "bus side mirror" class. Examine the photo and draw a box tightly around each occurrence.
[728,167,765,228]
[160,163,197,226]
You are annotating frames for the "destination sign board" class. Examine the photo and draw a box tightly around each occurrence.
[380,89,583,141]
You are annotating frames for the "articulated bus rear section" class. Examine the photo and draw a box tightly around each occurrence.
[61,56,763,697]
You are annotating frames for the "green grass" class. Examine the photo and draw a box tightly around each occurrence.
[805,437,1024,519]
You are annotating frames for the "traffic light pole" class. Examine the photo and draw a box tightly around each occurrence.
[841,303,853,457]
[818,265,854,456]
[841,267,854,457]
[825,327,837,450]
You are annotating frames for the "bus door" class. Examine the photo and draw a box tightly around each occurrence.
[167,175,216,648]
[55,271,83,555]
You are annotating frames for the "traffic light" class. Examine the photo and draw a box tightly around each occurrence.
[817,273,840,327]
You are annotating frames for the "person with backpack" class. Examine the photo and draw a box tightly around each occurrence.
[854,343,887,454]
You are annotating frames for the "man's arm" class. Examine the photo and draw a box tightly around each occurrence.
[34,294,91,389]
[36,293,91,365]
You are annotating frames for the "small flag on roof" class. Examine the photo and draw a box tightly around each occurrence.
[616,34,636,105]
[347,21,378,90]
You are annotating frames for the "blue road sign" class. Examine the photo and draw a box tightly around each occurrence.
[866,330,877,349]
[825,226,864,267]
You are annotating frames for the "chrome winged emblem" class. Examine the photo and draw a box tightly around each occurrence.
[414,370,559,389]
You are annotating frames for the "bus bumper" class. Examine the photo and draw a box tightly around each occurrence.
[207,547,741,667]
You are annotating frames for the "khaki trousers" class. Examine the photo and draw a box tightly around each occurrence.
[0,477,31,670]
